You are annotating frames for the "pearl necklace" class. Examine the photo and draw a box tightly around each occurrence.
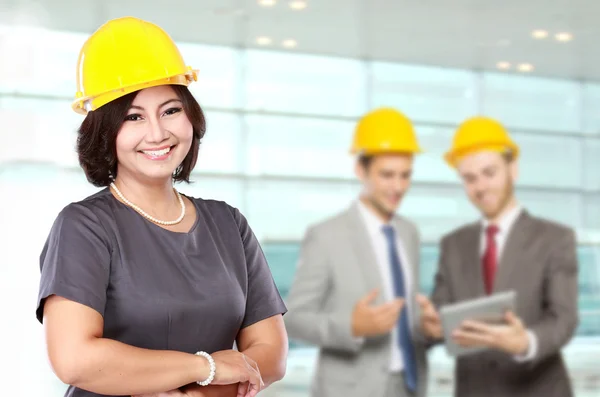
[110,182,185,226]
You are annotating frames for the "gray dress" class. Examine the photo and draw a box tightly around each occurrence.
[35,188,287,397]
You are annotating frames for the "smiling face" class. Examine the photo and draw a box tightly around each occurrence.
[356,154,414,220]
[457,151,518,221]
[114,85,194,185]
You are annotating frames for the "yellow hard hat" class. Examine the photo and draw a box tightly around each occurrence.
[350,108,422,155]
[72,16,198,114]
[444,116,519,167]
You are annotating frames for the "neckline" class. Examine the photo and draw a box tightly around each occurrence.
[104,187,201,236]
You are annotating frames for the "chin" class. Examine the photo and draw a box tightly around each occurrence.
[137,168,178,183]
[481,207,501,219]
[387,199,402,211]
[381,205,397,217]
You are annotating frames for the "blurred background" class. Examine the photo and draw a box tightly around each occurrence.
[0,0,599,395]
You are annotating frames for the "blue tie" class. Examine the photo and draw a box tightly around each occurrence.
[382,225,418,393]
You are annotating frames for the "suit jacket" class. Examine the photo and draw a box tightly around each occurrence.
[431,210,578,397]
[284,203,429,397]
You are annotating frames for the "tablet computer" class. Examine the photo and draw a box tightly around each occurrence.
[439,290,516,357]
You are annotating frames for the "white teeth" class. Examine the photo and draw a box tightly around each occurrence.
[142,147,171,157]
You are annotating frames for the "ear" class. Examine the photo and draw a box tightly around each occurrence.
[355,159,366,182]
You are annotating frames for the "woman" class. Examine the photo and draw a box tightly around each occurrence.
[35,17,288,397]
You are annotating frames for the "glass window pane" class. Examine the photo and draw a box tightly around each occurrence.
[583,137,600,191]
[419,245,440,294]
[481,73,581,133]
[0,97,81,167]
[179,176,245,212]
[0,25,85,97]
[0,26,241,109]
[193,111,241,174]
[244,50,366,117]
[370,62,478,124]
[583,196,600,232]
[412,125,457,183]
[577,246,600,337]
[402,185,478,242]
[179,43,240,109]
[582,83,600,135]
[246,179,357,241]
[245,114,355,178]
[0,164,94,397]
[517,190,582,231]
[514,132,582,189]
[261,242,300,298]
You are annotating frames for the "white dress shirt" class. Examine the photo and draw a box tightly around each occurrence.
[480,205,522,261]
[357,200,414,373]
[480,205,538,361]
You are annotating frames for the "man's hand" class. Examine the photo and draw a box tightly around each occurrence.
[351,288,404,337]
[416,294,443,340]
[452,311,529,355]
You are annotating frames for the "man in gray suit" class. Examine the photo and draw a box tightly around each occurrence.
[285,108,428,397]
[418,116,579,397]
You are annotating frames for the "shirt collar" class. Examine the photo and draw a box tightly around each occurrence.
[356,200,392,236]
[482,204,523,235]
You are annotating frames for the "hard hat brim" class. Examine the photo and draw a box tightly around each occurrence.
[72,69,198,115]
[445,143,519,167]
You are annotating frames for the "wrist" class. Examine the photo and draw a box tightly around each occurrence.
[513,332,529,355]
[421,324,439,340]
[521,332,530,354]
[194,351,216,386]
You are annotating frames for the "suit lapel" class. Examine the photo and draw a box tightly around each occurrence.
[392,217,421,332]
[494,211,533,292]
[346,205,385,302]
[461,223,486,298]
[392,218,417,277]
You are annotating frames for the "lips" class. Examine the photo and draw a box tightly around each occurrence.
[142,147,171,156]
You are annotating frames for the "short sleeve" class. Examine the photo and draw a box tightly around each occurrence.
[36,203,112,324]
[230,207,287,328]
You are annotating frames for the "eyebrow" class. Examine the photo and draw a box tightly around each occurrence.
[129,98,182,111]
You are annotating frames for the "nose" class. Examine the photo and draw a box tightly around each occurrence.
[146,117,170,143]
[473,178,490,195]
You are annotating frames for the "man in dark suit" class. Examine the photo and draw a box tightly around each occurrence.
[417,116,579,397]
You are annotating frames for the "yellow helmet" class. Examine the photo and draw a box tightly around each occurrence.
[350,108,422,155]
[72,16,198,115]
[444,116,519,167]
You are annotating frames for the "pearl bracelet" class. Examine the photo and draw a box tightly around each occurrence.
[195,351,216,386]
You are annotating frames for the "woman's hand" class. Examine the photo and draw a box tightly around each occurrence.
[209,350,263,397]
[132,350,263,397]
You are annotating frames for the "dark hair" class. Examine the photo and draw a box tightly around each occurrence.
[358,155,374,169]
[76,85,206,187]
[503,151,515,163]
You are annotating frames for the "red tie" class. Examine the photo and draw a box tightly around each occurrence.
[483,225,499,295]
